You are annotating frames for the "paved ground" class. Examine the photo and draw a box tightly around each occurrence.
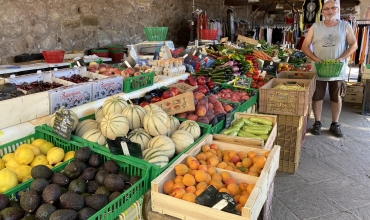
[273,67,370,220]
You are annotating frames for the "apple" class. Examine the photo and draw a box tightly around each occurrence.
[188,79,197,86]
[151,96,161,103]
[206,81,215,89]
[198,86,208,95]
[197,76,206,86]
[169,87,179,95]
[140,101,150,108]
[162,90,175,99]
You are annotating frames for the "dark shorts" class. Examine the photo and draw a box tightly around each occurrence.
[312,80,346,102]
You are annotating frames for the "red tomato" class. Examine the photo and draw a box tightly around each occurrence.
[246,73,253,78]
[253,70,259,75]
[259,75,264,81]
[258,81,264,87]
[252,75,259,81]
[251,83,258,89]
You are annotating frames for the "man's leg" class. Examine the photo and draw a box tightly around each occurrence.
[313,100,323,121]
[311,81,327,135]
[328,80,345,137]
[331,101,342,123]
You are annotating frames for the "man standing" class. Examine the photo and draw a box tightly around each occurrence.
[301,0,358,137]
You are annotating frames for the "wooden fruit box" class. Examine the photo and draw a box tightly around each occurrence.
[151,152,276,220]
[213,113,277,150]
[184,134,279,189]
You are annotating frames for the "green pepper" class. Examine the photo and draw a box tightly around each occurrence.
[249,117,273,126]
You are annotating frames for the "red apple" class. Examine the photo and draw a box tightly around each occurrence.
[169,87,179,95]
[188,79,197,86]
[204,77,211,83]
[207,81,215,89]
[140,101,150,108]
[197,76,206,86]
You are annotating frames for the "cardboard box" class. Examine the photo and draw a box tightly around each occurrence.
[346,83,364,93]
[154,92,195,115]
[343,92,363,103]
[167,82,198,93]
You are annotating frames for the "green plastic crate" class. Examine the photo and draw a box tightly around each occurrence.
[144,27,168,41]
[220,84,259,113]
[123,71,155,93]
[0,126,86,196]
[4,145,151,220]
[41,123,207,183]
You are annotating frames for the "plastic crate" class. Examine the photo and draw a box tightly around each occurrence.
[4,146,151,220]
[144,27,168,41]
[315,62,344,78]
[0,125,86,197]
[219,84,259,112]
[42,50,65,63]
[201,29,218,40]
[362,79,370,115]
[91,49,109,58]
[123,71,155,93]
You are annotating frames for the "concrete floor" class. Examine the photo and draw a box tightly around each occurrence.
[273,67,370,220]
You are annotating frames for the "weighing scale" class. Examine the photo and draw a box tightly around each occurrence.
[130,41,175,60]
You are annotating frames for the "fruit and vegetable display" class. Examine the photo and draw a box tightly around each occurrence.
[0,147,141,220]
[59,74,95,83]
[0,138,74,193]
[221,117,273,141]
[161,143,270,214]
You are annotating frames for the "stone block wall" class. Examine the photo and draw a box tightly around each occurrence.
[0,0,251,64]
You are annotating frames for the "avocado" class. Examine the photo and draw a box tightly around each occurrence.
[50,173,70,187]
[17,190,27,200]
[60,187,68,194]
[94,186,111,197]
[49,209,78,220]
[31,165,53,180]
[8,200,21,208]
[74,147,91,163]
[26,89,40,95]
[108,191,121,202]
[68,179,86,194]
[117,171,130,182]
[30,178,49,194]
[21,214,35,220]
[0,194,9,210]
[104,174,125,192]
[20,190,41,213]
[74,162,87,172]
[80,193,92,199]
[78,167,97,181]
[64,162,82,179]
[129,176,141,185]
[0,83,17,93]
[84,194,109,210]
[10,90,25,98]
[103,160,118,174]
[42,184,62,205]
[86,181,99,194]
[78,207,97,220]
[95,170,109,185]
[59,191,84,211]
[35,204,56,220]
[0,207,25,220]
[88,154,101,168]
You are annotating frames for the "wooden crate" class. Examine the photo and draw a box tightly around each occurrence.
[259,78,314,116]
[213,113,277,150]
[184,134,279,188]
[277,71,316,99]
[151,152,278,220]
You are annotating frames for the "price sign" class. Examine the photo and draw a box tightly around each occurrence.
[233,76,252,89]
[53,109,75,140]
[262,60,279,76]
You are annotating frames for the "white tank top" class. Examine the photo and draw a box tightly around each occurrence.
[311,20,349,81]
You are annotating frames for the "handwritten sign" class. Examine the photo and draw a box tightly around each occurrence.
[263,60,279,76]
[53,109,75,140]
[233,76,252,89]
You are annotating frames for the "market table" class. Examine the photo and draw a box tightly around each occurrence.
[0,73,189,145]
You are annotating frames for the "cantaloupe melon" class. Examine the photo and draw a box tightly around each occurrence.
[102,96,128,115]
[147,135,175,159]
[143,148,169,168]
[82,129,106,146]
[167,116,180,136]
[143,104,161,113]
[171,130,194,154]
[75,119,99,137]
[122,102,146,130]
[50,107,79,131]
[95,106,104,124]
[100,113,129,140]
[178,120,201,139]
[127,128,152,151]
[143,109,170,136]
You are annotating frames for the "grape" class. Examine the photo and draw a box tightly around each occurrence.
[322,59,339,64]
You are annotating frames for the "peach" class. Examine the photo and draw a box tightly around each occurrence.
[194,92,205,100]
[224,177,237,187]
[219,188,230,193]
[209,179,224,190]
[173,182,186,189]
[186,186,196,194]
[211,173,222,181]
[207,155,219,167]
[182,174,196,186]
[196,153,207,161]
[239,182,249,191]
[186,156,197,165]
[207,166,217,176]
[195,170,208,183]
[198,165,208,172]
[188,159,200,170]
[182,193,196,203]
[237,152,248,160]
[164,180,175,194]
[231,156,241,164]
[217,162,227,169]
[187,114,198,121]
[227,183,241,196]
[173,175,183,183]
[171,187,186,199]
[174,164,189,176]
[196,182,208,190]
[195,188,205,197]
[242,158,253,168]
[195,106,207,117]
[201,145,210,152]
[210,143,218,150]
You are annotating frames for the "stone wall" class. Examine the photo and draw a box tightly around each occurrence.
[0,0,251,64]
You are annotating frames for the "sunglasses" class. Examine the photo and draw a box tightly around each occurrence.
[323,6,338,11]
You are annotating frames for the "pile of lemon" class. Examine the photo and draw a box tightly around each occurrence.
[0,139,75,193]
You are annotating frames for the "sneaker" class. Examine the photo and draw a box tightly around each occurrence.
[329,124,344,137]
[311,121,322,135]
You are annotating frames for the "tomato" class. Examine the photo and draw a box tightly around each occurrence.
[251,83,258,89]
[253,70,259,75]
[258,81,264,87]
[252,75,259,81]
[259,75,264,81]
[246,73,253,78]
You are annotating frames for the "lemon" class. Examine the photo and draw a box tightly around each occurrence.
[5,158,20,172]
[32,138,47,147]
[63,151,75,162]
[39,142,55,155]
[2,153,15,163]
[14,147,35,165]
[30,155,49,167]
[47,147,65,165]
[26,145,41,156]
[15,165,32,183]
[0,168,18,193]
[0,159,5,170]
[54,162,64,167]
[45,164,53,169]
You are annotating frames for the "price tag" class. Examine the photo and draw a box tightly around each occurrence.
[53,109,75,140]
[234,76,251,89]
[120,141,130,156]
[283,56,290,63]
[262,60,279,76]
[256,43,262,48]
[212,199,228,210]
[220,37,228,43]
[225,112,233,129]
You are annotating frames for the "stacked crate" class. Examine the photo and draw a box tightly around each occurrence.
[259,71,315,173]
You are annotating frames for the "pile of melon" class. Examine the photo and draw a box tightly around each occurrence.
[76,96,202,168]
